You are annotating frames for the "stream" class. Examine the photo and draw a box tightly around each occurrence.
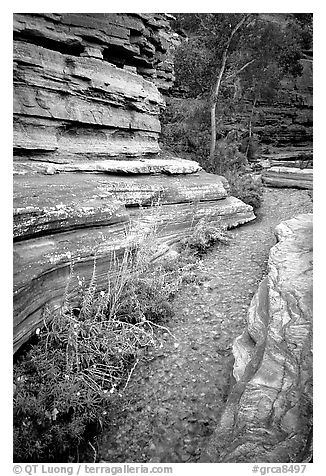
[98,187,313,463]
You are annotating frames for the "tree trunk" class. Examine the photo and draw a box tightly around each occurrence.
[245,97,257,160]
[209,14,250,166]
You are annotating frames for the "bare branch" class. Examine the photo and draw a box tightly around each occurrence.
[224,59,256,82]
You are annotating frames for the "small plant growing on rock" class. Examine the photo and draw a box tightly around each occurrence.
[13,234,178,462]
[13,205,228,462]
[179,217,229,256]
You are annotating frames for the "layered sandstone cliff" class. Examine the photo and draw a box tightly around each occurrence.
[13,13,255,353]
[206,214,313,463]
[262,166,313,189]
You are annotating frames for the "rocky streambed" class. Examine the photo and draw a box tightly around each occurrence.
[98,187,313,463]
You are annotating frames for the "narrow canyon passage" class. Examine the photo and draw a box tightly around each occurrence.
[98,188,312,463]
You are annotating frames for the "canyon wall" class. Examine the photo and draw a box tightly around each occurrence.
[13,13,255,353]
[224,57,313,160]
[206,214,313,463]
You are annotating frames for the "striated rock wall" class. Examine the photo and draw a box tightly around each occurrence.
[13,13,180,164]
[13,169,255,353]
[262,166,313,189]
[13,13,255,353]
[14,13,178,90]
[206,214,313,463]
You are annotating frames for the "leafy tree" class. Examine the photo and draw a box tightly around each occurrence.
[171,13,308,166]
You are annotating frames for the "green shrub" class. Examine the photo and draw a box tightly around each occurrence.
[224,171,264,210]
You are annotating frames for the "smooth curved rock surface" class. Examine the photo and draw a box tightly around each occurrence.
[262,166,313,189]
[206,213,313,463]
[13,170,254,353]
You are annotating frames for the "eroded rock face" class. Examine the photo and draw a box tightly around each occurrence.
[13,169,255,352]
[13,13,177,91]
[222,57,313,156]
[13,40,164,161]
[206,214,313,463]
[262,166,313,189]
[260,147,313,169]
[13,13,256,353]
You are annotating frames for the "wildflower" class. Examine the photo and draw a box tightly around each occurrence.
[100,290,105,297]
[76,392,80,397]
[35,328,41,335]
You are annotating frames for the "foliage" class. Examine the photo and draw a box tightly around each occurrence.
[161,97,210,160]
[211,137,249,175]
[224,171,264,211]
[163,13,311,169]
[172,14,306,101]
[13,237,177,462]
[298,152,313,169]
[179,217,229,257]
[13,210,226,462]
[161,98,251,174]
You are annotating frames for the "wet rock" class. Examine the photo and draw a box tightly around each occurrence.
[206,214,313,463]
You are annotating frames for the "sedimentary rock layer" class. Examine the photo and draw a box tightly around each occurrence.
[262,166,313,189]
[12,14,256,354]
[206,214,313,463]
[222,58,313,153]
[13,170,230,239]
[13,158,202,177]
[13,38,164,162]
[261,147,313,168]
[13,169,255,353]
[13,13,177,91]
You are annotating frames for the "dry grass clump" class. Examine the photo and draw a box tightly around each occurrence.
[13,207,229,462]
[179,217,229,256]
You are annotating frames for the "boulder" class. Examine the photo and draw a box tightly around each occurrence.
[206,214,313,463]
[262,166,313,189]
